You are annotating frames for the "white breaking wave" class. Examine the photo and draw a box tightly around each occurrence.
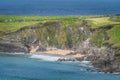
[79,61,93,68]
[30,54,63,61]
[81,61,90,64]
[0,52,25,55]
[12,52,25,54]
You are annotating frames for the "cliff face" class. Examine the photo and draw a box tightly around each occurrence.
[0,20,88,49]
[0,42,28,53]
[0,16,120,73]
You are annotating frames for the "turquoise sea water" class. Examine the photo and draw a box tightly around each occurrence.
[0,53,120,80]
[0,0,120,15]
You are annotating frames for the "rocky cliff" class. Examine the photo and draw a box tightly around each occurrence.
[0,16,120,73]
[0,42,28,53]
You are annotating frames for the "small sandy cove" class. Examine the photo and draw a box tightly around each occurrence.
[30,48,84,59]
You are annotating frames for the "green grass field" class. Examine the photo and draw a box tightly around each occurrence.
[0,16,83,32]
[107,25,120,47]
[86,17,120,28]
[0,21,39,32]
[1,15,119,32]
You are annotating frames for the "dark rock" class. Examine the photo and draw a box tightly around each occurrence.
[36,46,46,52]
[92,56,120,73]
[75,57,84,61]
[57,58,76,62]
[0,42,29,53]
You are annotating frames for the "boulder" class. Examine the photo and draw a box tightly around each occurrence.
[57,58,76,62]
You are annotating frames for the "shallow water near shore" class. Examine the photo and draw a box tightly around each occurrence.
[0,53,120,80]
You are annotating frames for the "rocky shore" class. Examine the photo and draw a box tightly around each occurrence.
[0,16,120,73]
[30,47,84,61]
[0,42,29,53]
[0,40,120,73]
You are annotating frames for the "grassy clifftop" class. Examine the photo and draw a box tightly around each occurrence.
[0,15,120,54]
[88,16,120,54]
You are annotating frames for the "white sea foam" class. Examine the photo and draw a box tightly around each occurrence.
[79,61,93,68]
[12,52,25,54]
[0,52,25,55]
[30,54,62,61]
[81,61,90,64]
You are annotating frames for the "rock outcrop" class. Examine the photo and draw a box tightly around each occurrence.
[0,42,29,53]
[57,58,76,62]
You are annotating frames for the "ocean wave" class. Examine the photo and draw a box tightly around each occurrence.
[30,54,62,61]
[0,52,26,55]
[81,61,90,64]
[79,61,92,67]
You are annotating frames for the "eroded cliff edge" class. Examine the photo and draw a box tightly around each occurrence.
[0,16,120,73]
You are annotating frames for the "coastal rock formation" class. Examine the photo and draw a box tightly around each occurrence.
[57,58,76,61]
[0,17,120,73]
[0,42,28,53]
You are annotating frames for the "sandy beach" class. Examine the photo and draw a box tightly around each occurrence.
[30,48,85,60]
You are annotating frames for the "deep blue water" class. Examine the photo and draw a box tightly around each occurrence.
[0,53,120,80]
[0,0,120,15]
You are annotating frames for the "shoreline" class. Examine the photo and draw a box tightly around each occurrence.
[1,52,120,74]
[30,48,85,61]
[30,49,85,61]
